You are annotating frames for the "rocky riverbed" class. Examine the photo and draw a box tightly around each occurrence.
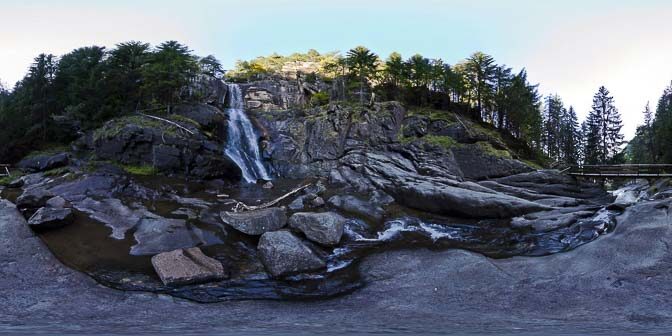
[2,179,672,334]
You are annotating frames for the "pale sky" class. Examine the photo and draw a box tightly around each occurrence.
[2,0,672,139]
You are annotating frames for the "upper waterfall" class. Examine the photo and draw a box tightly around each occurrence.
[224,84,271,183]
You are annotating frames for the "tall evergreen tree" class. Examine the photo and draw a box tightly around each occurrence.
[585,86,624,163]
[345,46,379,104]
[463,52,497,122]
[559,106,580,164]
[141,41,198,110]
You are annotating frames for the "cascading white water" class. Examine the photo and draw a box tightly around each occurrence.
[224,84,271,183]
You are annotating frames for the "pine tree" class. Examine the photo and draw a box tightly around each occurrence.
[345,46,379,105]
[463,52,497,122]
[585,86,624,164]
[559,106,580,164]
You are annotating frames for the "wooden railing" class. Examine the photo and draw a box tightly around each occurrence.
[569,164,672,178]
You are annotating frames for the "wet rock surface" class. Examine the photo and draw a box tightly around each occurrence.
[221,207,287,235]
[257,230,326,277]
[288,211,346,246]
[27,207,74,229]
[2,185,672,333]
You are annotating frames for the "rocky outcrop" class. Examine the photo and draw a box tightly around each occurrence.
[220,207,287,235]
[452,144,533,180]
[27,207,74,229]
[288,212,346,246]
[337,150,549,218]
[151,247,227,286]
[172,103,228,139]
[17,152,69,173]
[257,102,405,178]
[93,110,241,180]
[257,231,326,277]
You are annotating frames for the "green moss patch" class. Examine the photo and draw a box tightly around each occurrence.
[475,141,512,159]
[119,164,156,176]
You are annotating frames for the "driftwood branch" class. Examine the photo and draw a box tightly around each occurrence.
[136,112,194,135]
[231,183,312,212]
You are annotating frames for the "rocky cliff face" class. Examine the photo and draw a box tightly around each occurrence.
[90,105,240,180]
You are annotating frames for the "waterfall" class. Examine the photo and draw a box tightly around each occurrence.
[224,84,271,183]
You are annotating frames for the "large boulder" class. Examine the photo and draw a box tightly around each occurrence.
[288,212,346,246]
[151,247,227,286]
[220,207,287,235]
[27,207,74,230]
[17,153,69,172]
[257,231,326,277]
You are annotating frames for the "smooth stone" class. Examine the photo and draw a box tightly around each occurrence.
[45,196,67,208]
[220,207,287,235]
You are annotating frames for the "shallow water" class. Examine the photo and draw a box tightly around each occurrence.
[5,175,617,303]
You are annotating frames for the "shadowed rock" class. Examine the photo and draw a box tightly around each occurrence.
[16,188,54,209]
[221,207,287,235]
[151,247,227,286]
[27,207,74,230]
[328,195,384,221]
[17,153,69,172]
[257,231,325,277]
[288,212,346,246]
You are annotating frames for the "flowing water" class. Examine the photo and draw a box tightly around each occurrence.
[3,175,618,303]
[224,84,271,183]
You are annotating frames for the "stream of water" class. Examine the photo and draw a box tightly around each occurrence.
[224,84,271,183]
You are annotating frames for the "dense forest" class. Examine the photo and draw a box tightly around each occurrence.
[0,41,632,167]
[626,83,672,163]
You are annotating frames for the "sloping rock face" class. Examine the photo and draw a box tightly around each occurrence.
[151,247,227,286]
[334,150,550,218]
[257,231,326,277]
[92,107,241,180]
[452,144,533,180]
[257,101,405,178]
[220,207,287,235]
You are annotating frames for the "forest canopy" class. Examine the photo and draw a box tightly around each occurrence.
[0,41,630,167]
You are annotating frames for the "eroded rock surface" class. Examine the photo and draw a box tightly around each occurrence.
[151,247,227,286]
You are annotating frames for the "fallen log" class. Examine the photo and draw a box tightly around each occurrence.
[231,183,311,212]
